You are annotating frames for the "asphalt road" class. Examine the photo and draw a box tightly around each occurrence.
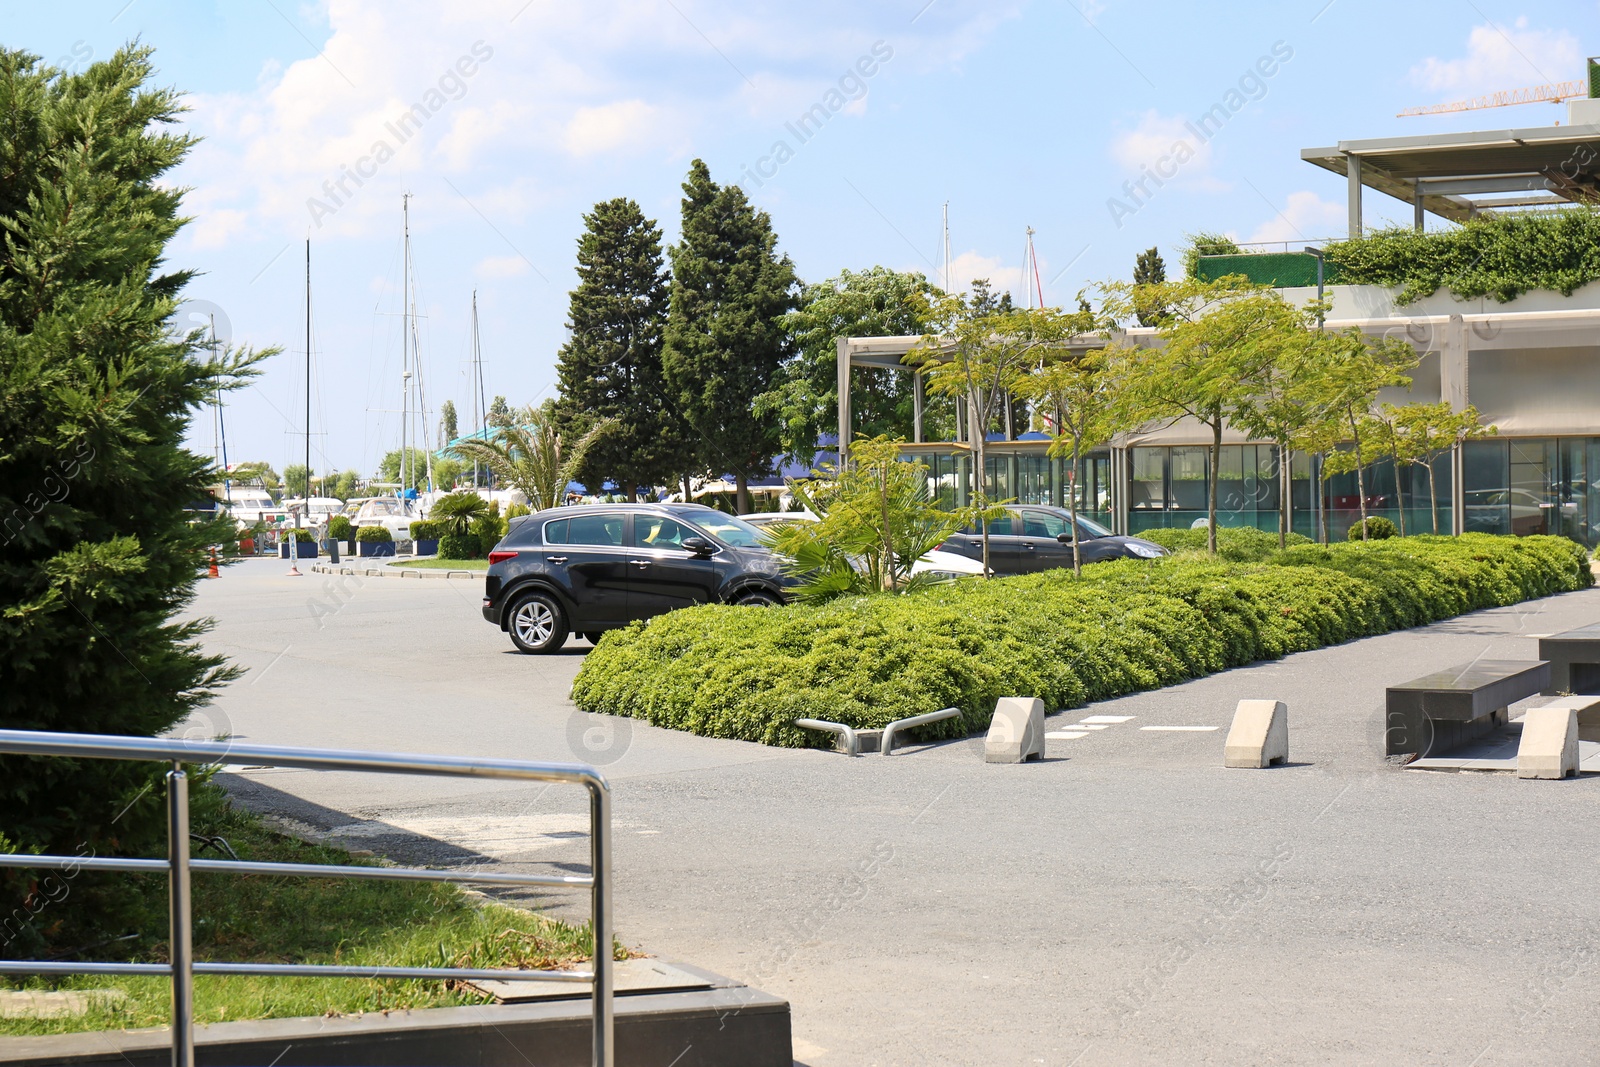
[191,557,1600,1066]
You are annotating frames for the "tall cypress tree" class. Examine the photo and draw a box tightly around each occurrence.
[552,198,678,498]
[1134,246,1167,327]
[663,160,798,514]
[0,45,271,938]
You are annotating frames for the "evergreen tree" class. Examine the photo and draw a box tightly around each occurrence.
[663,160,798,513]
[552,198,679,498]
[487,395,511,427]
[439,400,458,446]
[0,45,271,943]
[1133,247,1167,327]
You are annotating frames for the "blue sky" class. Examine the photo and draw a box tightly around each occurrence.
[7,1,1598,477]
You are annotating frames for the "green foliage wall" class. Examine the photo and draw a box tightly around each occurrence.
[1326,209,1600,305]
[572,535,1591,747]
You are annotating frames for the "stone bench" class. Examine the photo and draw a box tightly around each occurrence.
[1538,625,1600,695]
[1385,660,1550,757]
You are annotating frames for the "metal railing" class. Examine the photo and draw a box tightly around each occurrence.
[0,729,613,1067]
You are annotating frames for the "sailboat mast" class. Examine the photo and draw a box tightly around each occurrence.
[471,290,481,489]
[213,315,230,498]
[304,238,311,523]
[401,193,411,498]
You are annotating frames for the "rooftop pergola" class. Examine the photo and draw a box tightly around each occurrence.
[1302,120,1600,233]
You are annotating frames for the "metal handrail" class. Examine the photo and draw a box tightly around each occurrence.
[0,729,613,1067]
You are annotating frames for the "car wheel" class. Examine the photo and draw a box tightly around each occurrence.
[734,589,780,608]
[507,592,568,654]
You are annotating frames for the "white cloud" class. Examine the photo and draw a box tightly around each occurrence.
[562,99,662,157]
[1409,20,1581,95]
[1241,191,1346,246]
[945,250,1023,297]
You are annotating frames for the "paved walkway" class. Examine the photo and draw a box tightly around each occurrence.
[194,559,1600,1066]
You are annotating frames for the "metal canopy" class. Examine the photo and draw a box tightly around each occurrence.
[1302,121,1600,227]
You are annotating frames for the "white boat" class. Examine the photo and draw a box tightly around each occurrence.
[350,495,419,540]
[280,496,345,534]
[216,486,281,528]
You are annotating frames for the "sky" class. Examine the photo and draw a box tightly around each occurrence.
[7,0,1599,478]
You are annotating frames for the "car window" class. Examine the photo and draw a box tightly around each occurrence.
[686,513,765,548]
[631,515,695,549]
[1022,511,1069,538]
[562,513,624,546]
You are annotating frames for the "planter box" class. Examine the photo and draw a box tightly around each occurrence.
[357,541,395,557]
[278,542,318,559]
[413,538,439,556]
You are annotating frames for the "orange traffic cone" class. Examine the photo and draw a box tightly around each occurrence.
[207,547,220,579]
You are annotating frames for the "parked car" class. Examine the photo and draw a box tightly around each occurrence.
[482,504,793,653]
[939,506,1168,574]
[736,513,986,579]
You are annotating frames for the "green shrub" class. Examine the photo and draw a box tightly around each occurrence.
[327,515,353,540]
[1140,525,1311,562]
[571,534,1592,748]
[355,525,393,543]
[289,528,314,543]
[410,520,440,540]
[506,503,531,521]
[471,502,506,557]
[438,533,478,559]
[1347,516,1397,541]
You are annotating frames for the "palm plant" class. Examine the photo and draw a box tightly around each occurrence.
[450,402,615,510]
[428,491,489,536]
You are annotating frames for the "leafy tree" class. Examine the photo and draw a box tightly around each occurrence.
[759,267,941,463]
[1386,402,1496,534]
[662,159,799,514]
[330,469,361,500]
[906,301,1066,573]
[439,400,458,445]
[0,44,273,944]
[431,455,465,491]
[228,461,279,495]
[1305,329,1420,540]
[1016,332,1119,576]
[376,447,431,486]
[1222,297,1328,548]
[451,400,613,511]
[282,463,310,499]
[487,395,511,428]
[552,198,679,499]
[765,437,979,601]
[1132,247,1167,326]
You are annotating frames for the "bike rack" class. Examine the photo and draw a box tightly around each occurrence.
[797,706,963,756]
[0,729,614,1067]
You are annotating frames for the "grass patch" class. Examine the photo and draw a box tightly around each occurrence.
[392,558,488,570]
[0,781,621,1036]
[572,533,1592,746]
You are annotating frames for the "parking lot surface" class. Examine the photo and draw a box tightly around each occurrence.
[194,559,1600,1066]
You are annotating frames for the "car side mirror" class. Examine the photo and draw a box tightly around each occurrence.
[1056,532,1074,543]
[682,536,715,557]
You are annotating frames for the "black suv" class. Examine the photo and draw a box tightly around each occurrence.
[482,503,792,653]
[941,505,1168,574]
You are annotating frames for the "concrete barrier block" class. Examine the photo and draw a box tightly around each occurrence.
[1533,695,1600,743]
[1224,699,1288,768]
[1518,705,1580,779]
[984,697,1044,764]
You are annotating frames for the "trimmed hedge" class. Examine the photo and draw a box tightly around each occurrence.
[1140,525,1311,562]
[438,532,478,560]
[290,528,314,543]
[355,525,392,543]
[571,534,1592,748]
[410,519,441,540]
[327,515,353,541]
[1348,516,1397,541]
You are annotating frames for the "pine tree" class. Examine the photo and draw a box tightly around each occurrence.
[552,198,680,499]
[487,395,511,428]
[663,160,798,513]
[1133,247,1167,326]
[0,45,272,942]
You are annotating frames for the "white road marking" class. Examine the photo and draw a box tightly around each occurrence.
[1046,731,1090,740]
[1074,724,1111,730]
[1139,726,1220,732]
[1079,715,1135,724]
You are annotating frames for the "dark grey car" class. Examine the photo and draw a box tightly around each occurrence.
[481,503,791,653]
[940,506,1167,574]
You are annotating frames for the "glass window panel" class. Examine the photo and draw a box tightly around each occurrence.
[567,513,625,546]
[1021,510,1069,538]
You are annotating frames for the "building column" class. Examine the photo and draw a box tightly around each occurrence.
[1347,153,1363,238]
[1441,313,1468,413]
[1413,179,1425,233]
[1451,443,1465,536]
[912,371,924,443]
[835,337,851,465]
[1051,455,1064,508]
